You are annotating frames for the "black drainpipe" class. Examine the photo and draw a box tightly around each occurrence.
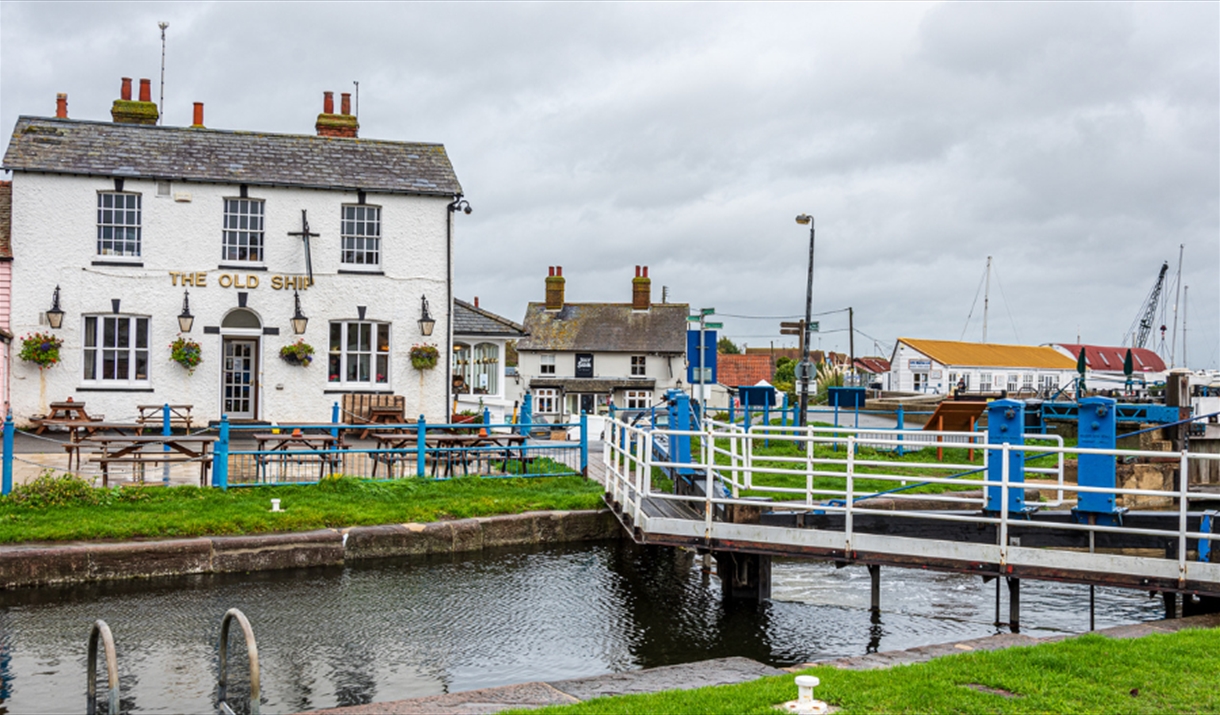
[446,196,471,421]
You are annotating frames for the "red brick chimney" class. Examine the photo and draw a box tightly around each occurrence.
[632,266,651,310]
[55,93,67,118]
[474,297,480,308]
[316,90,359,138]
[192,102,205,128]
[545,266,565,311]
[111,77,159,125]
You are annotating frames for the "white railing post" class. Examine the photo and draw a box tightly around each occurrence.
[846,435,855,552]
[643,431,653,502]
[805,424,814,507]
[1056,435,1065,504]
[1000,442,1010,567]
[1179,449,1189,584]
[704,423,715,537]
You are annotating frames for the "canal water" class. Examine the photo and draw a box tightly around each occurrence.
[0,540,1163,714]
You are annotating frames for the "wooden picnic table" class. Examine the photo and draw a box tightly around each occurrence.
[32,401,93,434]
[136,404,195,431]
[369,432,528,478]
[358,404,407,439]
[83,434,217,487]
[58,421,147,472]
[252,432,343,481]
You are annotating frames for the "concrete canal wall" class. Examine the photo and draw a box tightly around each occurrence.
[0,509,623,589]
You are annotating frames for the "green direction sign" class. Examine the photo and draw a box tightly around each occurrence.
[706,322,724,329]
[810,321,819,333]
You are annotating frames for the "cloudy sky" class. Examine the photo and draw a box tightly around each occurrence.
[3,2,1217,367]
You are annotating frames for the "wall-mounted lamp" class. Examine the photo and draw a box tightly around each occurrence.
[449,198,472,215]
[178,289,194,333]
[418,295,435,337]
[292,290,309,335]
[46,285,64,329]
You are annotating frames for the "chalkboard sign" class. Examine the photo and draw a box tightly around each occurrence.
[575,353,594,378]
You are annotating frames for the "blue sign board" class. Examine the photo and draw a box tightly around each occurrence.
[827,387,867,408]
[686,330,718,384]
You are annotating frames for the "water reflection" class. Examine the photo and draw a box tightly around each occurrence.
[0,541,1163,714]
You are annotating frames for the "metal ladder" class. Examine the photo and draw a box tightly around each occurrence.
[84,608,261,715]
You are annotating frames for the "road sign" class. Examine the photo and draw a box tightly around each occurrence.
[780,321,805,330]
[706,322,723,329]
[690,367,713,383]
[809,321,819,332]
[794,361,814,381]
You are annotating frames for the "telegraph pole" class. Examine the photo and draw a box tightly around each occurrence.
[795,214,816,426]
[848,306,855,386]
[157,22,169,125]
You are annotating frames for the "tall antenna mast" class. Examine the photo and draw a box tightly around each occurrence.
[982,256,992,343]
[1181,285,1188,368]
[1170,243,1184,367]
[158,21,169,125]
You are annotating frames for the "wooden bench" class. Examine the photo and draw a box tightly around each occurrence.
[341,394,405,439]
[136,404,195,432]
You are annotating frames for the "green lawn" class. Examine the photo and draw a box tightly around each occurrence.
[515,628,1220,714]
[0,472,604,543]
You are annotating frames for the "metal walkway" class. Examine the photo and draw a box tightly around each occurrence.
[602,417,1220,600]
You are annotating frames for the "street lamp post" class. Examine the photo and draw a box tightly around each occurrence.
[795,214,815,427]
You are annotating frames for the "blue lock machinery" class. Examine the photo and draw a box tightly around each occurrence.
[1072,396,1127,527]
[986,399,1036,516]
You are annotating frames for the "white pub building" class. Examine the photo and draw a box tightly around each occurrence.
[2,80,464,425]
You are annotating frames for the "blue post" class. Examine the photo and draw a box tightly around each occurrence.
[781,393,789,427]
[1073,396,1123,525]
[728,396,735,425]
[162,403,172,485]
[580,411,589,478]
[331,401,340,439]
[518,394,533,437]
[986,399,1026,514]
[483,407,491,430]
[416,415,427,477]
[214,416,229,490]
[763,398,771,448]
[896,404,905,457]
[2,412,14,496]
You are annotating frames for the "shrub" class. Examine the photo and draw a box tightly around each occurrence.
[5,471,99,508]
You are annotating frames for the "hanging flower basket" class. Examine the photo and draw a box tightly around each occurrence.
[170,336,202,374]
[280,339,315,366]
[19,332,63,370]
[410,344,439,370]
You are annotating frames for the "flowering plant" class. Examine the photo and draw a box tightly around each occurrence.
[280,339,315,366]
[170,336,202,374]
[19,332,63,369]
[409,343,439,370]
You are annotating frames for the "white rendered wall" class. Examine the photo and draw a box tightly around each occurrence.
[9,173,452,425]
[517,349,684,407]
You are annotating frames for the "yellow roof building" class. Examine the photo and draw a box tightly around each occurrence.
[896,338,1076,369]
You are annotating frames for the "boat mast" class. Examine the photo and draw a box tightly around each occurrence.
[982,256,991,343]
[1182,285,1188,368]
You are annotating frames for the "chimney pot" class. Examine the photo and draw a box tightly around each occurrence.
[139,79,152,102]
[557,266,563,276]
[323,91,334,115]
[474,297,480,308]
[643,266,649,278]
[55,93,68,118]
[341,92,352,116]
[192,102,204,127]
[120,78,132,101]
[548,266,555,277]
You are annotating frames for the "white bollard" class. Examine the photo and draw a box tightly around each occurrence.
[781,675,828,714]
[271,498,282,512]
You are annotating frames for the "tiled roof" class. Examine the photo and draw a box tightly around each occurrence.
[854,357,890,374]
[453,299,525,337]
[517,302,688,353]
[529,377,655,393]
[898,338,1076,370]
[718,354,773,387]
[3,117,462,196]
[0,181,10,259]
[1053,344,1165,373]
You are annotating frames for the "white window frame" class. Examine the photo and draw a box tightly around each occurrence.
[540,353,556,375]
[631,355,646,377]
[534,388,559,414]
[1022,374,1034,391]
[97,191,142,258]
[222,198,266,263]
[340,204,382,267]
[327,321,391,387]
[82,314,150,385]
[980,373,992,392]
[624,390,649,409]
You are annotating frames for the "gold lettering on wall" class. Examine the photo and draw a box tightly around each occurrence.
[170,271,299,290]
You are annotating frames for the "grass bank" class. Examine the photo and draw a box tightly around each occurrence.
[517,628,1219,714]
[0,473,604,543]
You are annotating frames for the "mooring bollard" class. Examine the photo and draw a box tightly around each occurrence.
[780,674,828,714]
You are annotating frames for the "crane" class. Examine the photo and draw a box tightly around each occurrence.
[1123,262,1168,349]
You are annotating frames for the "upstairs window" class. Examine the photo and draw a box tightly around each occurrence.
[631,355,646,376]
[83,315,149,383]
[97,192,141,257]
[222,198,265,262]
[341,205,381,266]
[540,354,556,375]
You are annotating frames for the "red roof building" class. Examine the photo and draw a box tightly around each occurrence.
[854,357,890,374]
[1051,344,1166,373]
[718,354,774,387]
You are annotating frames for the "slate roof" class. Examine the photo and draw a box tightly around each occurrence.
[0,181,10,259]
[3,117,462,196]
[898,338,1075,370]
[718,354,773,387]
[454,299,525,338]
[1052,344,1165,373]
[529,377,655,393]
[517,302,688,353]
